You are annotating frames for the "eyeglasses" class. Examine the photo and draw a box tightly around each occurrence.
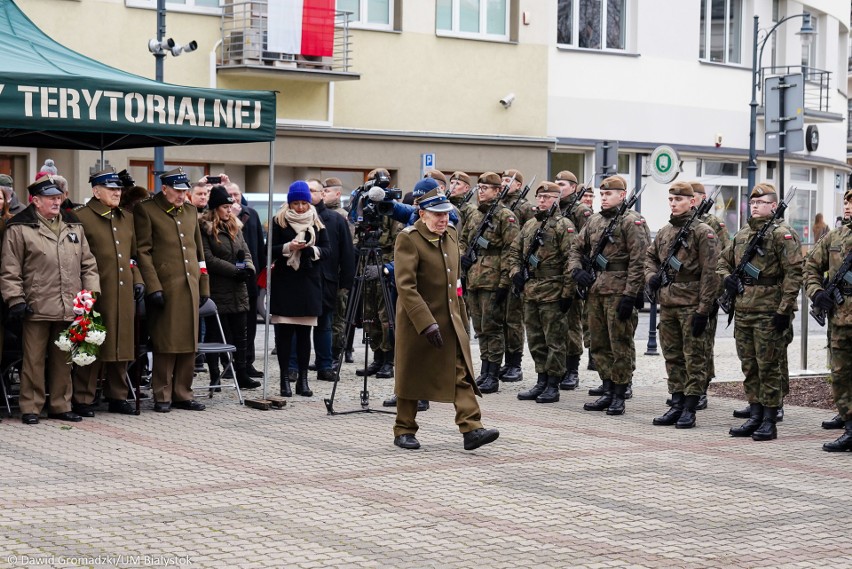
[477,184,498,191]
[749,199,774,206]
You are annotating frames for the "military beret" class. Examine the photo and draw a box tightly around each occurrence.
[367,168,390,181]
[160,167,191,190]
[750,183,776,198]
[555,170,578,184]
[669,181,694,197]
[450,171,472,186]
[416,188,454,212]
[28,175,63,197]
[424,169,447,185]
[690,181,706,194]
[536,181,561,196]
[0,173,12,187]
[323,176,343,189]
[502,169,524,186]
[478,172,502,187]
[600,176,627,191]
[89,168,122,189]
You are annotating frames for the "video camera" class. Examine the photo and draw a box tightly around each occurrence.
[117,169,135,189]
[349,171,402,233]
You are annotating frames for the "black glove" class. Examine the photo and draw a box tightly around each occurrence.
[559,297,573,313]
[133,284,145,302]
[724,275,739,295]
[634,294,645,311]
[812,290,835,312]
[772,312,790,332]
[709,301,720,319]
[8,302,31,321]
[616,295,635,321]
[146,291,165,308]
[423,323,444,348]
[493,288,509,306]
[572,268,594,289]
[199,295,210,308]
[460,253,474,272]
[511,272,526,292]
[691,312,709,337]
[234,268,251,282]
[647,274,663,293]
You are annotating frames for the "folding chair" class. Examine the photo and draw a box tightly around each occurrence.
[194,298,243,404]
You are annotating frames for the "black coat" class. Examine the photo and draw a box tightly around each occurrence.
[200,220,255,315]
[315,201,356,311]
[268,216,329,318]
[238,205,265,297]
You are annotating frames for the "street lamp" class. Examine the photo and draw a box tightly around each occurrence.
[148,0,197,193]
[746,12,816,198]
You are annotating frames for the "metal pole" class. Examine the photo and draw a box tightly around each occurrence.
[153,0,166,193]
[261,139,275,400]
[777,75,786,206]
[800,283,808,370]
[747,15,760,194]
[645,301,659,356]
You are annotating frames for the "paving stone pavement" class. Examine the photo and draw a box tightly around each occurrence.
[1,331,849,569]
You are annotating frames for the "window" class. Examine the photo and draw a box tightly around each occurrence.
[699,0,742,64]
[337,0,393,28]
[550,152,586,182]
[557,0,626,51]
[699,159,741,177]
[790,166,816,183]
[437,0,509,39]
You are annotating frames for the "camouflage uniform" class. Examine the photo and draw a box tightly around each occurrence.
[499,189,535,369]
[697,209,730,387]
[560,193,594,360]
[449,194,476,232]
[717,215,803,409]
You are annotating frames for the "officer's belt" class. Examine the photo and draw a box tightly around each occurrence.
[671,273,700,283]
[742,276,781,286]
[602,261,629,272]
[530,268,563,278]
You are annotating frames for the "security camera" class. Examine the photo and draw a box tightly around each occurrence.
[499,93,515,108]
[170,40,198,57]
[147,38,176,54]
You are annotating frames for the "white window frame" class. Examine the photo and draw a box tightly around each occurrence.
[556,0,629,52]
[126,0,222,17]
[698,0,743,65]
[436,0,510,42]
[337,0,394,31]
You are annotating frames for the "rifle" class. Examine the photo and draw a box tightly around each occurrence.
[646,186,722,303]
[561,176,594,219]
[508,175,536,213]
[462,187,477,205]
[460,172,516,275]
[717,187,798,323]
[576,184,646,300]
[810,246,852,326]
[512,200,560,296]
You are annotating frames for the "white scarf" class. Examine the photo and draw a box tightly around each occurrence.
[276,205,324,270]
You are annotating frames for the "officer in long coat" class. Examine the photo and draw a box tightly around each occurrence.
[72,169,145,416]
[393,189,499,451]
[134,168,210,412]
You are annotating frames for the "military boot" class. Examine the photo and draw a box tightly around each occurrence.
[584,379,613,411]
[517,373,547,401]
[536,375,561,404]
[500,351,523,382]
[730,403,763,437]
[676,395,699,429]
[751,406,778,441]
[475,360,489,387]
[696,394,708,410]
[296,370,313,397]
[478,362,501,394]
[356,350,384,377]
[822,414,845,429]
[559,355,580,390]
[732,403,751,419]
[588,384,606,396]
[624,383,633,400]
[776,404,784,423]
[653,392,684,426]
[822,420,852,452]
[606,382,627,415]
[344,349,355,363]
[376,350,394,379]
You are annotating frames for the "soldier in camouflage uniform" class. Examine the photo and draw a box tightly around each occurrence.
[448,171,476,230]
[324,177,356,365]
[804,189,852,452]
[498,169,535,382]
[509,182,576,403]
[355,168,401,379]
[718,183,803,441]
[690,181,731,409]
[646,182,720,429]
[460,172,520,394]
[568,175,649,415]
[555,170,593,390]
[580,186,596,371]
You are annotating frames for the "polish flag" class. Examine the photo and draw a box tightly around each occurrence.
[267,0,335,57]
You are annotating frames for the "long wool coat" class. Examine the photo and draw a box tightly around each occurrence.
[393,220,478,403]
[200,219,255,315]
[134,193,209,354]
[74,200,143,361]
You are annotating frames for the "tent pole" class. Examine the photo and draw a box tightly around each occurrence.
[261,139,275,400]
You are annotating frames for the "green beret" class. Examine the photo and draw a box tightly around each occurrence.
[600,176,627,191]
[535,181,561,196]
[478,172,502,186]
[555,170,578,183]
[502,169,524,186]
[690,181,706,194]
[750,183,776,198]
[669,181,694,197]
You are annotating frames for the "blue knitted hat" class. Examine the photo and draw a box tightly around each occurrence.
[412,177,439,198]
[287,180,311,204]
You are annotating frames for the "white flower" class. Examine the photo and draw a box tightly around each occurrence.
[71,352,98,366]
[85,329,106,346]
[73,306,85,316]
[54,334,74,352]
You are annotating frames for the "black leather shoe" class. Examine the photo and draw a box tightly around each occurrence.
[344,350,354,363]
[588,384,605,396]
[154,402,172,413]
[247,365,263,379]
[394,434,421,449]
[383,394,397,407]
[375,363,395,379]
[417,400,430,412]
[559,370,579,390]
[695,394,708,410]
[308,362,318,371]
[222,368,235,380]
[317,369,336,382]
[822,414,845,429]
[173,399,206,411]
[776,405,784,423]
[238,378,262,389]
[48,411,83,422]
[463,428,500,451]
[108,399,138,415]
[500,365,523,382]
[21,413,39,425]
[72,404,96,418]
[624,384,633,400]
[733,404,751,419]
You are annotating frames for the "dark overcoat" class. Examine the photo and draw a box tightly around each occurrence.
[133,193,209,354]
[74,200,143,361]
[315,201,355,311]
[200,219,255,315]
[393,220,477,402]
[268,215,329,317]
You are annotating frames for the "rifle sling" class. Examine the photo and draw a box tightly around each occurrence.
[528,268,563,278]
[601,261,629,272]
[670,273,700,283]
[741,276,781,286]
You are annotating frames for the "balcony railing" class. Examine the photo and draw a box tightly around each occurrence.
[218,0,356,78]
[759,65,833,115]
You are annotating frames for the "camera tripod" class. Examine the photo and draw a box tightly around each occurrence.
[324,229,396,415]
